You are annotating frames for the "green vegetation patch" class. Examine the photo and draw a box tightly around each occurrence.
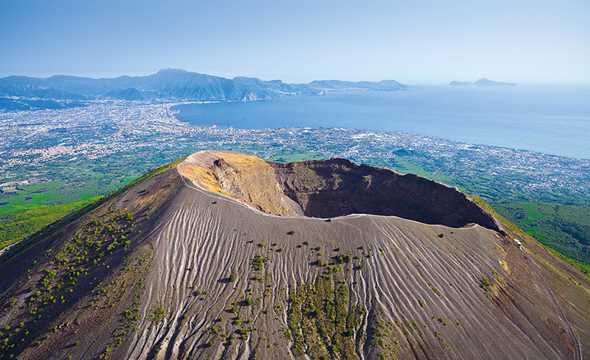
[369,317,400,360]
[25,208,135,316]
[0,197,100,250]
[0,207,135,356]
[251,255,267,272]
[269,151,325,163]
[0,156,184,252]
[493,201,590,265]
[148,304,167,324]
[286,272,365,359]
[479,276,491,292]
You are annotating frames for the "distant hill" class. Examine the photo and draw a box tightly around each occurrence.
[0,69,407,106]
[450,78,516,87]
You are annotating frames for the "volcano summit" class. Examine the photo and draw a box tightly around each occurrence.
[0,151,588,360]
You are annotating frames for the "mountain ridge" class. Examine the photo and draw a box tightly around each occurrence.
[0,69,406,104]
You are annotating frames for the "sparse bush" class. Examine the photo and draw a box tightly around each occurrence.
[241,296,254,306]
[149,304,167,323]
[251,256,266,271]
[332,254,351,264]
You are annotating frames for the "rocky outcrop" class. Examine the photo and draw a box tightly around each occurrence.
[178,151,302,216]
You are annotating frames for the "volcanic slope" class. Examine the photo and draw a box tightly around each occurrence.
[0,151,589,360]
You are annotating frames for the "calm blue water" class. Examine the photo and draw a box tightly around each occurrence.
[175,86,590,159]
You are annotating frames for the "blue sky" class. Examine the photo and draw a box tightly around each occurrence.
[1,0,589,84]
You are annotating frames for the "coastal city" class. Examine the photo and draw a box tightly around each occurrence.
[1,100,589,205]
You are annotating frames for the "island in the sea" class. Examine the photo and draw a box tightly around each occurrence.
[449,78,516,87]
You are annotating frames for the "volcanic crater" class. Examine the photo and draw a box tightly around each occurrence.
[179,151,499,230]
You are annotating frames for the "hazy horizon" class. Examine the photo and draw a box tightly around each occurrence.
[2,68,590,88]
[2,0,589,85]
[0,67,590,86]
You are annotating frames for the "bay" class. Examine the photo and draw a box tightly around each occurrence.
[175,85,590,159]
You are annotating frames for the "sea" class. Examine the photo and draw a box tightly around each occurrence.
[174,85,590,159]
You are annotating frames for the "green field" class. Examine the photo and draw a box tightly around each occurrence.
[270,151,325,163]
[493,202,590,264]
[0,180,105,250]
[0,196,100,250]
[0,159,185,251]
